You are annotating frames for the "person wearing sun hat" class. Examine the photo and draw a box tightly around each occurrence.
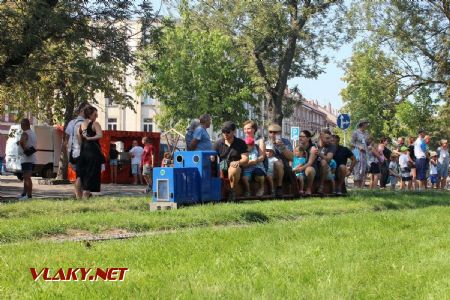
[350,118,370,188]
[437,139,449,189]
[429,151,439,188]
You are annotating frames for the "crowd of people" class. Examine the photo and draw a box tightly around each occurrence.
[13,108,449,200]
[182,115,449,200]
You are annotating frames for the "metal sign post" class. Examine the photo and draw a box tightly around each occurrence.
[291,126,300,147]
[337,114,351,147]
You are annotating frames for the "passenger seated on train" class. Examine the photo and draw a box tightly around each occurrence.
[297,130,318,195]
[265,145,278,196]
[265,123,294,197]
[316,129,337,194]
[214,121,249,201]
[241,136,266,197]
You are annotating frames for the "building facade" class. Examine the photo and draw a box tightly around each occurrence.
[281,89,338,139]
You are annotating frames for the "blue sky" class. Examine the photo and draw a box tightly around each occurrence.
[149,0,352,110]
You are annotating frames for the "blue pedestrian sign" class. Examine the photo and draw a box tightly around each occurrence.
[337,114,351,130]
[290,126,300,141]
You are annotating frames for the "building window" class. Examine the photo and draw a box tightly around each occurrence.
[143,118,153,132]
[108,118,117,130]
[105,94,116,107]
[142,94,154,105]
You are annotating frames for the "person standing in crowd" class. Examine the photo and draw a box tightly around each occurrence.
[141,136,155,194]
[429,151,439,189]
[0,138,4,175]
[185,119,200,150]
[190,114,212,151]
[367,137,383,189]
[129,140,144,185]
[297,130,318,195]
[399,146,413,190]
[388,152,400,190]
[396,137,405,151]
[109,143,119,184]
[331,135,356,195]
[316,129,336,194]
[265,123,294,197]
[76,107,104,199]
[17,118,37,200]
[408,136,417,189]
[241,136,266,197]
[214,121,249,201]
[351,119,370,188]
[437,139,449,189]
[379,137,392,189]
[65,102,90,199]
[414,131,429,190]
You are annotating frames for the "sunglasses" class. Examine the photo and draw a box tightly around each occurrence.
[299,135,307,138]
[269,131,279,134]
[222,130,231,134]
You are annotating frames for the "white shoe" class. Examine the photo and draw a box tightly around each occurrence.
[18,195,31,200]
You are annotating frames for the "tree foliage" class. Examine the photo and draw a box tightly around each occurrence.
[172,0,346,127]
[138,13,257,130]
[340,43,399,138]
[350,0,450,101]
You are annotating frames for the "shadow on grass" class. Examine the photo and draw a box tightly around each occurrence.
[347,190,450,211]
[241,211,270,223]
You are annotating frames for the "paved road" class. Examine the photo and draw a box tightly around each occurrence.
[0,175,149,200]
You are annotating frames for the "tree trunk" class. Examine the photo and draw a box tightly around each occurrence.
[56,86,76,180]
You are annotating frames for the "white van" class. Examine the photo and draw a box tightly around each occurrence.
[5,125,63,179]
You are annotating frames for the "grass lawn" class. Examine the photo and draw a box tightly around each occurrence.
[0,191,449,298]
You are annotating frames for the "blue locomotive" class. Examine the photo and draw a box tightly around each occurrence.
[151,151,221,210]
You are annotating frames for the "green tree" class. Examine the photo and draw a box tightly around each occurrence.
[340,43,399,138]
[394,87,438,137]
[138,15,257,130]
[0,0,156,179]
[351,0,450,101]
[182,0,344,127]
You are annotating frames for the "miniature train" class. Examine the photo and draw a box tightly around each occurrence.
[150,150,325,210]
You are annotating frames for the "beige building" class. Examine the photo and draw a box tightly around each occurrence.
[93,20,161,133]
[282,89,338,138]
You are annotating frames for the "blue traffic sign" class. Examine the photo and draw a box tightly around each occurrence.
[290,126,300,141]
[337,114,351,130]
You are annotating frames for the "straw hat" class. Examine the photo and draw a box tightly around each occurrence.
[268,123,282,132]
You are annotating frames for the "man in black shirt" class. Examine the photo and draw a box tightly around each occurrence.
[214,121,249,201]
[379,137,392,188]
[316,129,336,194]
[332,135,356,195]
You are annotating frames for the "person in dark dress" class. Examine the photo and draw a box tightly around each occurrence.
[76,106,104,198]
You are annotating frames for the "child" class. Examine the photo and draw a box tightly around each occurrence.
[265,144,278,196]
[429,151,438,189]
[388,152,400,190]
[161,152,172,167]
[399,146,412,190]
[242,136,266,197]
[292,146,307,193]
[109,143,119,184]
[367,138,382,189]
[328,159,337,193]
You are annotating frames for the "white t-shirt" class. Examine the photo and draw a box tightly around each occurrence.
[129,146,144,165]
[430,160,438,175]
[66,116,84,158]
[267,156,278,173]
[399,154,409,168]
[20,129,37,164]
